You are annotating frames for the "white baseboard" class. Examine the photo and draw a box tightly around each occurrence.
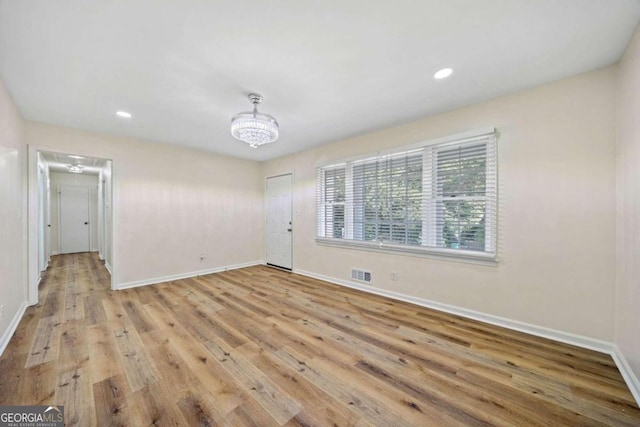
[98,252,104,261]
[611,345,640,405]
[51,251,59,256]
[116,260,264,290]
[104,262,112,275]
[0,301,28,358]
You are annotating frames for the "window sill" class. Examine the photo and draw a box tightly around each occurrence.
[315,237,498,266]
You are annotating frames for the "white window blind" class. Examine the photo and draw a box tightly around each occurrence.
[316,129,497,261]
[317,166,346,239]
[351,151,423,245]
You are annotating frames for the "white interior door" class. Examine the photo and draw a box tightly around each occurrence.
[59,186,90,254]
[266,174,293,269]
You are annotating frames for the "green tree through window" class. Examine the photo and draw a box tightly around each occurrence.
[353,153,422,245]
[435,143,487,251]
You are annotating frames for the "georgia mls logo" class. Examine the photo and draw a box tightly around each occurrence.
[0,405,64,427]
[44,406,62,416]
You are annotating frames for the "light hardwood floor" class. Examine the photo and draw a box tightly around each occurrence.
[0,253,639,426]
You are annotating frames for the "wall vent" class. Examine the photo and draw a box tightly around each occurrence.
[351,268,372,284]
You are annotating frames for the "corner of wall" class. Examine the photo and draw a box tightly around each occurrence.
[614,23,640,404]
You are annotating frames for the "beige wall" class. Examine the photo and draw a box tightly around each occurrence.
[49,172,99,254]
[26,122,264,287]
[0,79,27,346]
[264,67,617,341]
[616,26,640,384]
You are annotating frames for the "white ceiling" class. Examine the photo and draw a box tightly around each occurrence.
[42,152,105,175]
[1,1,639,162]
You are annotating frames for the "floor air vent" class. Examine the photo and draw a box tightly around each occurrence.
[351,268,372,284]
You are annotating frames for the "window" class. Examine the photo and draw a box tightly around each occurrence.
[318,166,346,238]
[316,129,497,261]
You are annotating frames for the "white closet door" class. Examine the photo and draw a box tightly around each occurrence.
[266,174,293,269]
[59,186,90,254]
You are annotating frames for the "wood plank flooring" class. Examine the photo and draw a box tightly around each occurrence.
[1,253,639,426]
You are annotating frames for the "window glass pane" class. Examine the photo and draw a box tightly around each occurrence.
[324,168,345,202]
[330,205,344,238]
[437,197,486,251]
[437,144,486,197]
[320,167,345,239]
[434,142,488,252]
[353,153,422,245]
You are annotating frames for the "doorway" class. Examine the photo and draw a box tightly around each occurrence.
[266,174,293,270]
[28,148,114,305]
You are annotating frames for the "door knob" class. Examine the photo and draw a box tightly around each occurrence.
[84,222,89,225]
[287,228,292,232]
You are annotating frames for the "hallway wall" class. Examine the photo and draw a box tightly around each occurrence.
[0,79,27,353]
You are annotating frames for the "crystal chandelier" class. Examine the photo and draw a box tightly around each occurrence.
[231,93,279,148]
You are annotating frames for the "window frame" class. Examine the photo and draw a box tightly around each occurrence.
[316,128,498,264]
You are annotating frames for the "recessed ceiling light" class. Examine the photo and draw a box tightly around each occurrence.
[434,68,453,79]
[116,111,132,118]
[68,155,84,159]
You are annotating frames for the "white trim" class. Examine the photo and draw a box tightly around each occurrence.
[51,251,59,256]
[293,268,613,354]
[107,160,116,290]
[104,262,112,275]
[116,260,264,290]
[611,345,640,405]
[316,238,498,266]
[28,145,40,305]
[0,301,28,357]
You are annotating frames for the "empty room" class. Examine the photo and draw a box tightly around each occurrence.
[1,1,640,425]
